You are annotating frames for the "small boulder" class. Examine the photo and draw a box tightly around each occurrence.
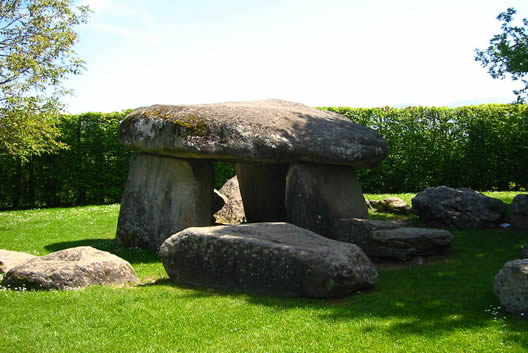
[2,246,139,290]
[159,222,378,298]
[0,250,36,274]
[373,197,412,214]
[213,189,227,214]
[214,176,246,224]
[412,186,507,229]
[511,194,528,231]
[334,218,453,260]
[494,259,528,313]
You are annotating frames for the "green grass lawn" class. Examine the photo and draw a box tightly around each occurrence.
[0,195,527,353]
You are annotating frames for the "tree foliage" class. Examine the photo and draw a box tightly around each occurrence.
[475,8,528,103]
[0,0,89,158]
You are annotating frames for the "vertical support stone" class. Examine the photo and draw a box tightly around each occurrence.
[116,153,214,251]
[285,163,368,238]
[235,163,288,222]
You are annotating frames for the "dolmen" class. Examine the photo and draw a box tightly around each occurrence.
[116,99,387,250]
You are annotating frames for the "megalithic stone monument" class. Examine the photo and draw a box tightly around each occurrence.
[116,99,387,251]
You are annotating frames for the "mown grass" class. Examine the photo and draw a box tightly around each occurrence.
[0,196,527,353]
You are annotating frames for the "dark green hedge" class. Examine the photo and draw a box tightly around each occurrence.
[322,104,528,193]
[1,104,526,209]
[0,112,133,209]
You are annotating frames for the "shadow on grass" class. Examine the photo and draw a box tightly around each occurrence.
[44,238,160,265]
[143,228,528,348]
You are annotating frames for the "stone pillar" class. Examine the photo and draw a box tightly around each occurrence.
[285,163,368,238]
[116,153,214,251]
[235,163,288,222]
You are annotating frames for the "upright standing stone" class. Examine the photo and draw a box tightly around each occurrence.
[511,194,528,231]
[285,163,368,237]
[116,153,214,251]
[235,163,288,222]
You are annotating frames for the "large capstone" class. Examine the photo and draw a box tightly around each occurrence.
[412,186,507,229]
[2,247,139,290]
[159,222,378,298]
[116,153,214,251]
[494,259,528,314]
[119,100,387,168]
[285,163,368,237]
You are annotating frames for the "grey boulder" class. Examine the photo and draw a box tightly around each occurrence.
[214,176,246,224]
[159,222,378,298]
[494,259,528,313]
[0,249,36,273]
[119,99,387,168]
[2,246,139,290]
[412,186,507,229]
[369,197,412,214]
[511,194,528,231]
[334,218,453,260]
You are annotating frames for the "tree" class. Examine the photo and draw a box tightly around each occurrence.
[475,8,528,103]
[0,0,89,159]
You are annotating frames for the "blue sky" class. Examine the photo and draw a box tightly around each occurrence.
[64,0,528,113]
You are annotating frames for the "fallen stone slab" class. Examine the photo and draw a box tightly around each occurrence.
[412,186,507,229]
[334,218,453,260]
[2,246,139,290]
[119,99,387,168]
[214,176,246,224]
[0,250,36,274]
[494,259,528,313]
[159,222,378,298]
[511,194,528,231]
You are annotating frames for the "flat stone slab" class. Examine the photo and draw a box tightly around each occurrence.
[159,222,378,298]
[119,100,387,168]
[2,246,139,290]
[0,249,36,274]
[335,218,453,260]
[494,259,528,313]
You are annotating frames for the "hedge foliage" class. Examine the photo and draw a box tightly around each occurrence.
[0,112,133,209]
[322,104,528,193]
[1,104,526,209]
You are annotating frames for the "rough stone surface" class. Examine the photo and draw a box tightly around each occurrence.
[213,190,226,215]
[116,153,214,251]
[236,163,288,222]
[159,222,378,298]
[214,176,246,224]
[285,163,368,238]
[0,250,36,274]
[412,186,507,229]
[119,100,387,168]
[520,246,528,260]
[494,259,528,313]
[2,247,139,290]
[511,194,528,231]
[370,197,412,214]
[334,218,453,260]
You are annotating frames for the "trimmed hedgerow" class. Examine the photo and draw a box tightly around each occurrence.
[321,104,528,193]
[0,104,526,209]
